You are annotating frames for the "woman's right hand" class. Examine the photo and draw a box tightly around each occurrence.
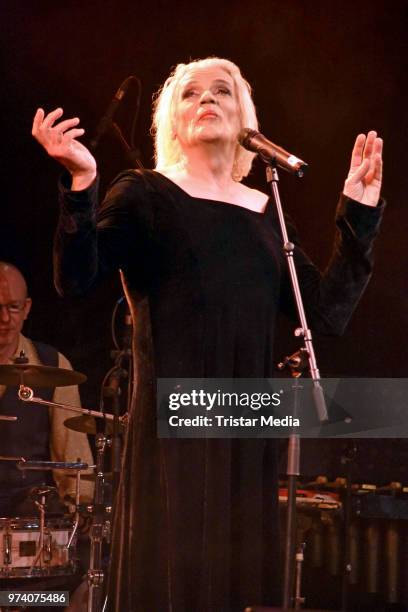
[32,107,97,190]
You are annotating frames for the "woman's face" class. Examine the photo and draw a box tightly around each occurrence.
[173,65,241,152]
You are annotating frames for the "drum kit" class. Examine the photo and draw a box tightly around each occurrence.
[2,359,408,610]
[0,359,125,611]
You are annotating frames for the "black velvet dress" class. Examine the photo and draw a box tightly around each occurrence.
[55,169,383,611]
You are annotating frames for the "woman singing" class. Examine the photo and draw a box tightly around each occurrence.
[33,57,383,611]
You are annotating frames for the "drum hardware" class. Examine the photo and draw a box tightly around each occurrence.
[64,414,126,435]
[28,485,59,499]
[27,489,48,576]
[102,507,112,545]
[2,355,113,439]
[0,516,77,578]
[86,431,111,612]
[17,459,92,472]
[8,460,93,579]
[15,367,126,593]
[64,470,113,543]
[294,543,306,610]
[10,392,123,612]
[0,456,25,462]
[0,296,133,609]
[80,472,113,482]
[66,469,81,551]
[17,386,121,426]
[2,485,68,578]
[0,362,87,387]
[4,531,11,566]
[13,350,29,364]
[88,568,104,587]
[0,415,17,421]
[84,294,133,612]
[1,352,126,612]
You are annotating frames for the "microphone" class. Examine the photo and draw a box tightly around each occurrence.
[238,128,308,177]
[90,76,134,150]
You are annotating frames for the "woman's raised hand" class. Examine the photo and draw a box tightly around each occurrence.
[32,108,97,190]
[343,131,383,207]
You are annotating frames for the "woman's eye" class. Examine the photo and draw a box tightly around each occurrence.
[217,88,231,95]
[182,89,197,99]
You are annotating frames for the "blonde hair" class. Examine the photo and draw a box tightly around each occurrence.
[151,57,259,182]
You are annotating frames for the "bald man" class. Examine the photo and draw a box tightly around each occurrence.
[0,262,93,515]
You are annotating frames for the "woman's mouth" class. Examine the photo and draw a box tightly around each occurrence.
[198,112,218,121]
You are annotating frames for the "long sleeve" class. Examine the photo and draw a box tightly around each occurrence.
[279,193,385,335]
[54,171,154,296]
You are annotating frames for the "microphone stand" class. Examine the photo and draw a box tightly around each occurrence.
[265,163,328,610]
[89,75,143,169]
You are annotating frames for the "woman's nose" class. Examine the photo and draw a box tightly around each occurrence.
[200,89,217,104]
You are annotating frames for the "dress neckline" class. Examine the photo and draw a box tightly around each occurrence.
[151,170,270,216]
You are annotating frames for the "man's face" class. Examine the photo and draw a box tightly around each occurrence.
[0,268,32,356]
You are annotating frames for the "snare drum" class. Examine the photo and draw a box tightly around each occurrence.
[0,516,76,578]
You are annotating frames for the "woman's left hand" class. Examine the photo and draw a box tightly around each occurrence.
[343,131,383,207]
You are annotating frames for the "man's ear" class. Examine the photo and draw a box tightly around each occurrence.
[23,297,32,320]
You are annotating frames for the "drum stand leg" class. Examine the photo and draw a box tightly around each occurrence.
[87,433,109,612]
[28,494,46,576]
[67,469,81,550]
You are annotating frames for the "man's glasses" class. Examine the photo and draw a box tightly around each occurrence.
[0,301,27,314]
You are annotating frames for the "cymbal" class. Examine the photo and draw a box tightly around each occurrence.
[0,364,86,387]
[64,415,125,435]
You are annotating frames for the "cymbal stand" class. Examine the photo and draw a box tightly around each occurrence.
[106,295,133,499]
[102,365,126,501]
[91,294,132,612]
[17,384,121,425]
[87,432,110,612]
